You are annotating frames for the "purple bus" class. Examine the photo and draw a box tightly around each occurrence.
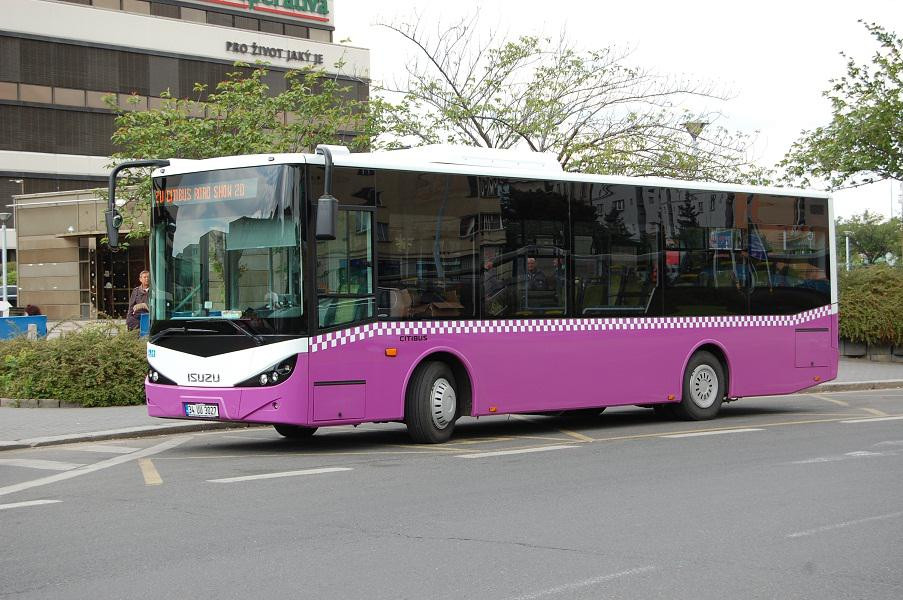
[107,145,838,443]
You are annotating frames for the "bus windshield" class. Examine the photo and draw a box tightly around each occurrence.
[150,165,303,336]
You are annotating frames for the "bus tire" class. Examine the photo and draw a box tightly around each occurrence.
[273,424,318,439]
[674,350,725,420]
[405,360,458,444]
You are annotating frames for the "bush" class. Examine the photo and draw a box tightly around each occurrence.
[0,323,147,406]
[838,265,903,346]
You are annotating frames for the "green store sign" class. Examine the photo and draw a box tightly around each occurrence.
[194,0,331,21]
[246,0,329,15]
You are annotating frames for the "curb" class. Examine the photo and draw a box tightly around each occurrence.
[810,379,903,392]
[0,421,261,452]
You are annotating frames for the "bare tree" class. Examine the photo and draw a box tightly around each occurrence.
[376,16,769,183]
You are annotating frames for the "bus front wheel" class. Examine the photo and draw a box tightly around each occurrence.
[273,424,318,439]
[405,360,458,444]
[674,351,725,420]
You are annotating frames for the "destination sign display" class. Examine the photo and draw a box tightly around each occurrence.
[155,179,258,205]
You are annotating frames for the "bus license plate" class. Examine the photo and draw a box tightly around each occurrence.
[185,403,219,418]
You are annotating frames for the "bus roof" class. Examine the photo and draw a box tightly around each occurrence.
[152,145,831,200]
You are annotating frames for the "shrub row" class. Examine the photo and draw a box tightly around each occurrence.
[0,323,147,407]
[838,265,903,346]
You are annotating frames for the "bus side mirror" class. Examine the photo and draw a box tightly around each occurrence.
[315,193,337,241]
[105,210,123,247]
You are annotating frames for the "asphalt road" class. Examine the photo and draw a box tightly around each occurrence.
[2,389,902,600]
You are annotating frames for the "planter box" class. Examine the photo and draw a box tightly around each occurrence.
[868,343,893,362]
[893,346,903,363]
[840,339,867,357]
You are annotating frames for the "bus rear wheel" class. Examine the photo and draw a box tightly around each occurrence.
[273,424,318,439]
[674,351,725,421]
[405,360,458,444]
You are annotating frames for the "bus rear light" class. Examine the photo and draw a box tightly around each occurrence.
[668,394,675,401]
[385,348,397,357]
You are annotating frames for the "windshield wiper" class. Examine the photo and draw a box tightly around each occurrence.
[150,326,218,344]
[221,319,264,346]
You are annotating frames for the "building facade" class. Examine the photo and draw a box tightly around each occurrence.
[3,0,369,318]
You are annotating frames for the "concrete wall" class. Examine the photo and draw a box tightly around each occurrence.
[14,189,105,320]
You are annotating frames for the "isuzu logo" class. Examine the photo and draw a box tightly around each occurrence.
[187,373,221,383]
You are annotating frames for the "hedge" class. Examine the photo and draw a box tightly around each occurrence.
[838,265,903,346]
[0,323,147,407]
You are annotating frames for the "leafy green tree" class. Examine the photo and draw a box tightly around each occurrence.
[376,17,769,183]
[781,22,902,189]
[105,63,382,238]
[836,211,902,265]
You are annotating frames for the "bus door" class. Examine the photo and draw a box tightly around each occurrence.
[308,206,377,422]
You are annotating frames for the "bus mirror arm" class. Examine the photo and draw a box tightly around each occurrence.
[315,146,338,241]
[106,159,170,248]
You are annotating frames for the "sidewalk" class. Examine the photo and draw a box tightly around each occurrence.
[0,405,251,450]
[1,358,901,451]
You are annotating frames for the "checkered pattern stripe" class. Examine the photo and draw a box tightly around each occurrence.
[309,305,836,353]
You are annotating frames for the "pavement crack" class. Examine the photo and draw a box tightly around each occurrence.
[345,526,605,556]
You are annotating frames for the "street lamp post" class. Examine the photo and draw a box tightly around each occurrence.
[0,212,10,313]
[683,121,709,179]
[842,230,853,271]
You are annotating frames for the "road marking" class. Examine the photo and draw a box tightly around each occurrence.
[138,459,162,486]
[505,566,657,600]
[0,459,86,471]
[0,499,62,511]
[208,466,352,483]
[861,407,889,417]
[456,445,577,459]
[809,393,849,407]
[68,444,140,454]
[787,511,903,539]
[661,428,763,439]
[556,429,595,443]
[841,416,903,424]
[510,414,595,443]
[789,449,902,464]
[0,437,188,498]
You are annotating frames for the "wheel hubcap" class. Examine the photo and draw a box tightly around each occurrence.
[430,377,456,430]
[689,365,718,409]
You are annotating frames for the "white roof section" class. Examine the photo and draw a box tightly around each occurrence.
[151,145,830,199]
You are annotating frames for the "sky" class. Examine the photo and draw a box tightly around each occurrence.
[333,0,903,220]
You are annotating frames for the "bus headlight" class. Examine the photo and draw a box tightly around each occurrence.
[147,364,175,385]
[238,356,298,387]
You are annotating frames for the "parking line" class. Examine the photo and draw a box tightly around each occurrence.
[138,459,163,485]
[0,459,85,471]
[787,511,903,538]
[505,566,657,600]
[808,393,849,407]
[68,444,140,454]
[0,437,188,498]
[208,466,352,483]
[861,407,889,417]
[457,445,577,459]
[662,428,763,439]
[0,499,62,511]
[841,416,903,424]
